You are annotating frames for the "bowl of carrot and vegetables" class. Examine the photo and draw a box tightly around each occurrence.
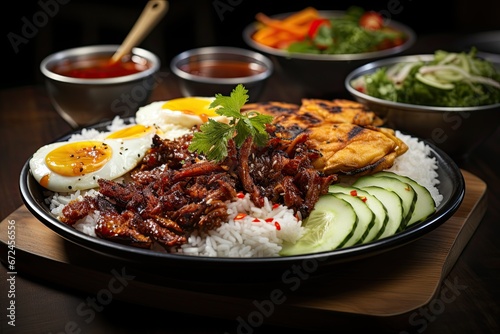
[243,6,416,97]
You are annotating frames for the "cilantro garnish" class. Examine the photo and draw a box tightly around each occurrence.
[188,84,274,162]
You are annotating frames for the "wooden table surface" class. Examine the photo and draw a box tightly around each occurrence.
[1,37,500,334]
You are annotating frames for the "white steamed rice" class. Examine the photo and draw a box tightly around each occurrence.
[387,131,443,207]
[45,123,443,257]
[176,194,303,257]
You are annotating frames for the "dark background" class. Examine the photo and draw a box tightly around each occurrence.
[2,0,500,89]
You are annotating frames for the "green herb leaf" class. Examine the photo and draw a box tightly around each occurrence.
[189,119,234,162]
[188,84,274,162]
[211,84,249,119]
[286,7,405,55]
[313,24,333,48]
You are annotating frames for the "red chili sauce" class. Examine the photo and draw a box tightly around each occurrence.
[180,60,266,78]
[51,55,150,79]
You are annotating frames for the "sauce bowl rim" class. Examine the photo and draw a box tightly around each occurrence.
[40,44,160,85]
[170,46,274,85]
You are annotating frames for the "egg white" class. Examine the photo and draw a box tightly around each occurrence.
[135,98,228,139]
[31,96,232,192]
[30,129,154,192]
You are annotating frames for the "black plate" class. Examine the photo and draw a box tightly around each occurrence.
[19,119,465,283]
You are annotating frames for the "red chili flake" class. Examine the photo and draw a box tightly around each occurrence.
[234,213,247,220]
[356,86,366,93]
[265,218,274,223]
[252,218,260,223]
[237,192,245,199]
[350,190,358,196]
[274,222,281,230]
[272,203,280,210]
[360,196,367,202]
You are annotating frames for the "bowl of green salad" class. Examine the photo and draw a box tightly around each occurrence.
[243,6,416,98]
[345,49,500,159]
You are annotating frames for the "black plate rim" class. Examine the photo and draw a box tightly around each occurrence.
[19,118,465,268]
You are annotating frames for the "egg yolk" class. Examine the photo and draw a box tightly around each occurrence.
[45,141,112,176]
[162,97,218,122]
[106,124,153,139]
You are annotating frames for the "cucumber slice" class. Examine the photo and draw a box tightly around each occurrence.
[329,184,388,242]
[372,171,436,226]
[333,193,375,246]
[280,194,357,256]
[353,175,417,229]
[360,186,404,239]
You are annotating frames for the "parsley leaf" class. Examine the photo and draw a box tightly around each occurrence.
[188,84,274,162]
[212,84,248,120]
[189,119,233,162]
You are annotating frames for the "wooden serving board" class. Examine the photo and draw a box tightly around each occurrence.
[0,170,487,329]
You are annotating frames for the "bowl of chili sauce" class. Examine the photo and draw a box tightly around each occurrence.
[170,46,273,102]
[40,45,160,128]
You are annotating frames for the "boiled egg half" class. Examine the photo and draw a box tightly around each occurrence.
[29,124,155,192]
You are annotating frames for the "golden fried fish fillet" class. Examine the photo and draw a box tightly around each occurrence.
[241,101,299,117]
[244,99,383,126]
[306,123,408,175]
[243,99,407,176]
[299,99,384,126]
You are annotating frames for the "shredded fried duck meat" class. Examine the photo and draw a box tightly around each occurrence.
[60,131,335,250]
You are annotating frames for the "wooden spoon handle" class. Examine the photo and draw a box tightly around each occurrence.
[111,0,169,63]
